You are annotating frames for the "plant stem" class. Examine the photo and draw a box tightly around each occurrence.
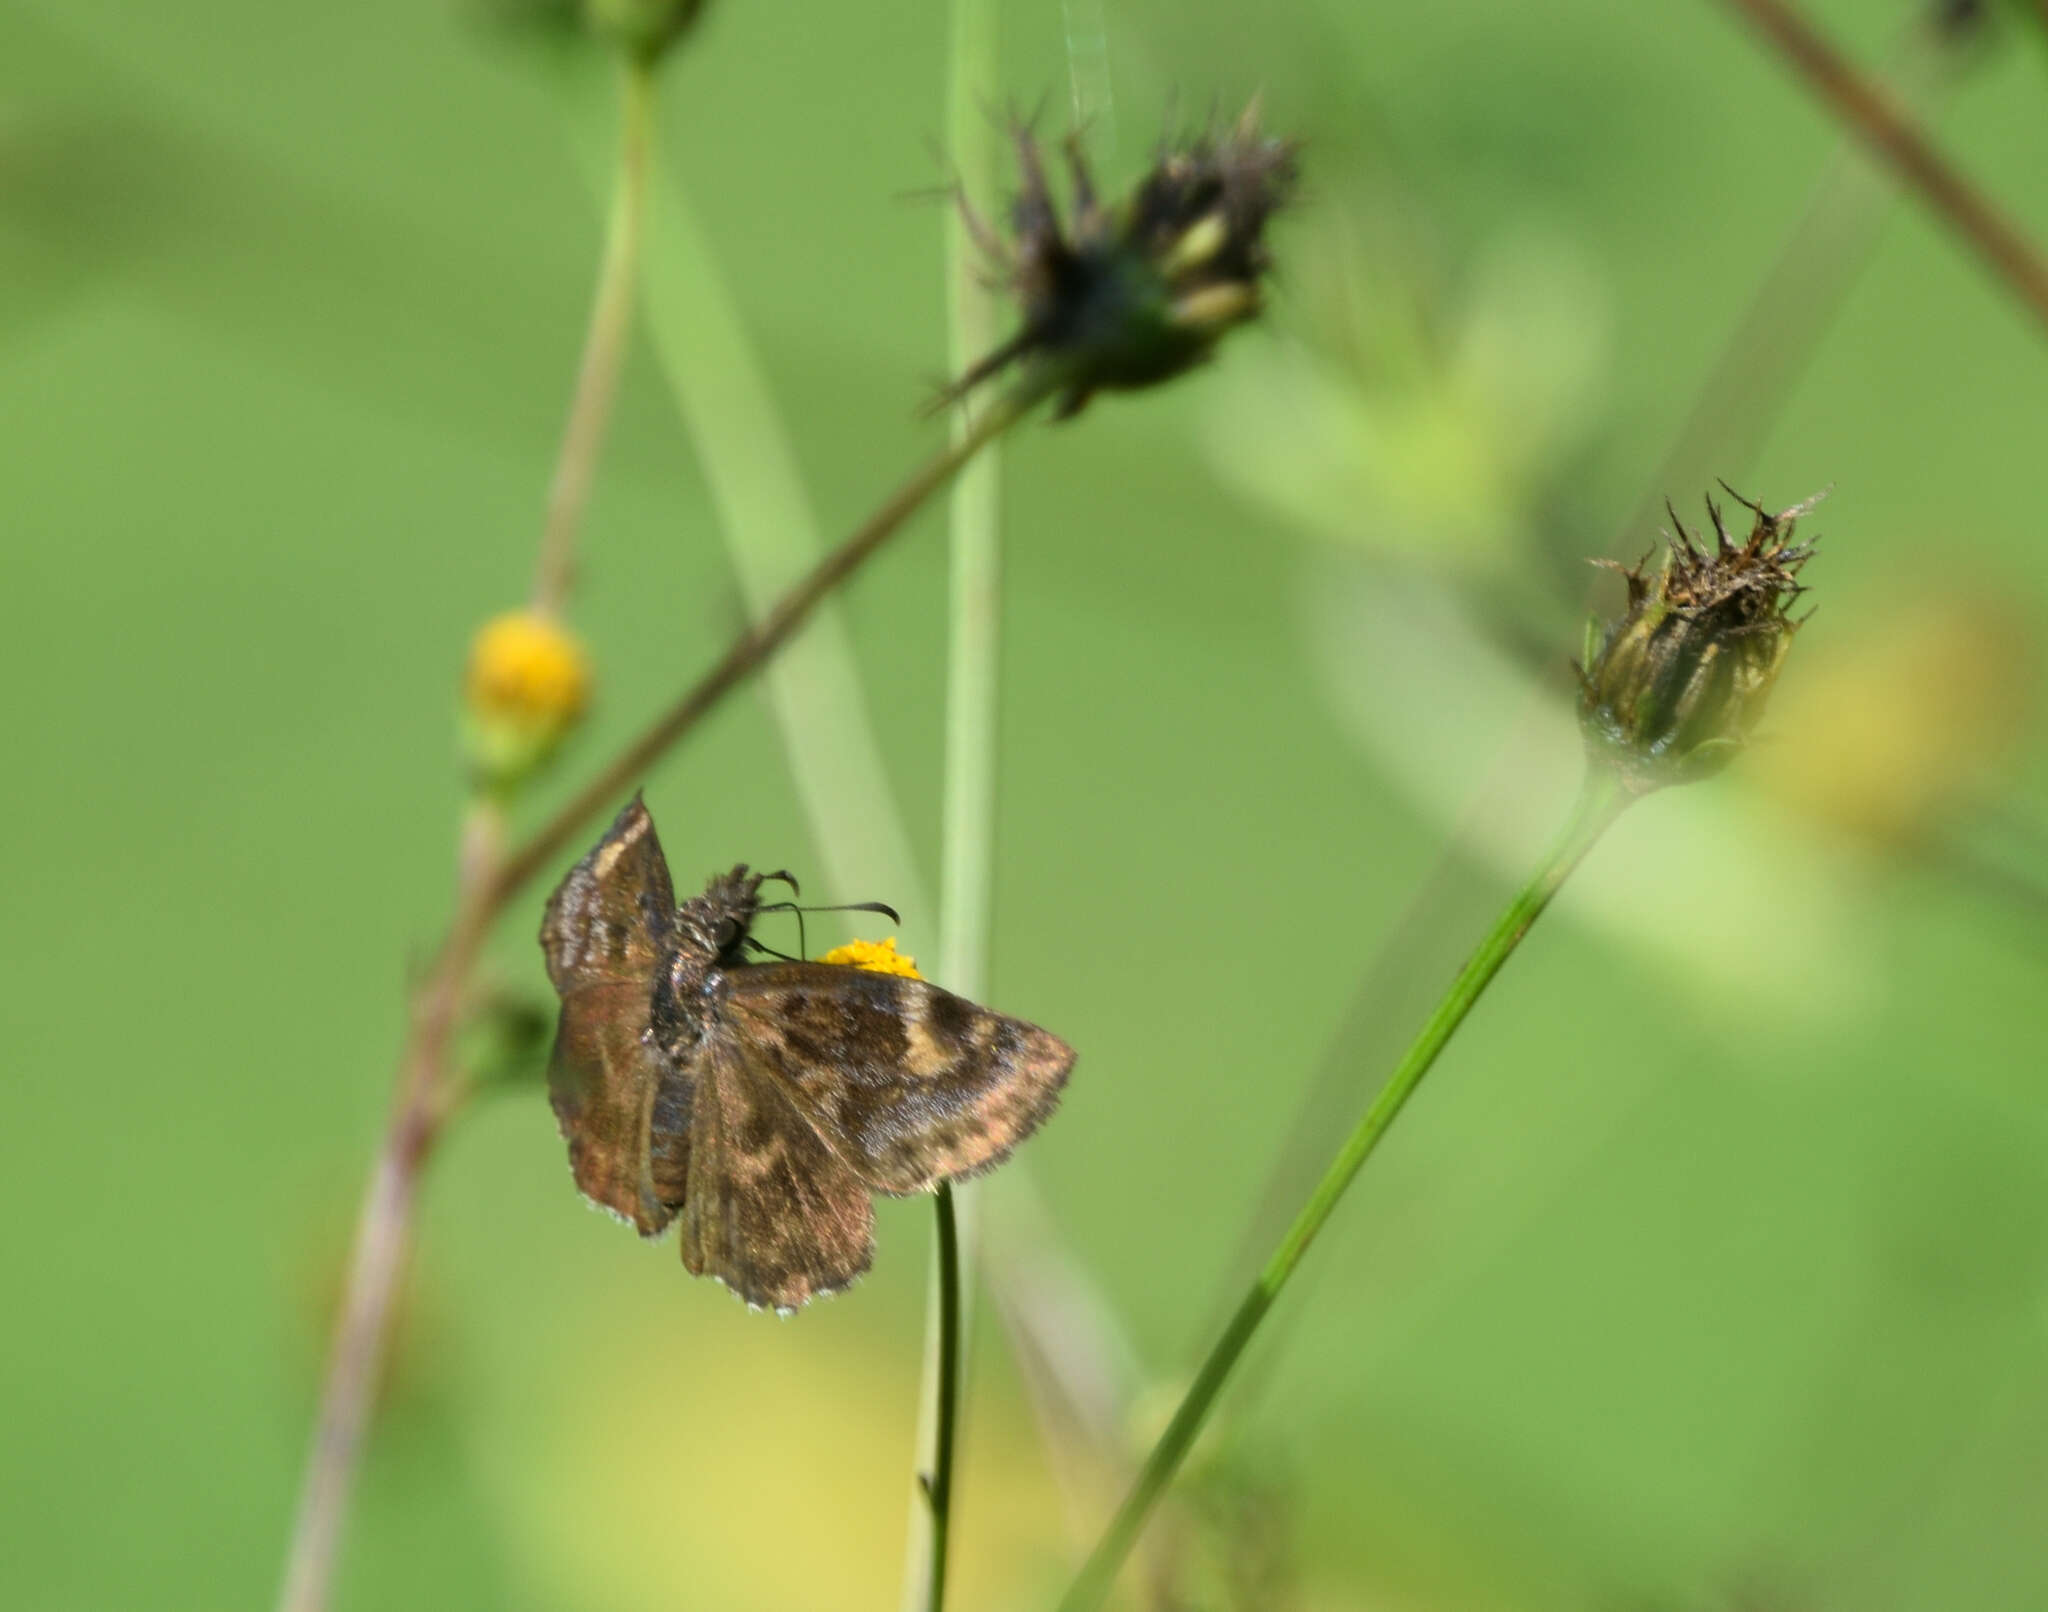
[1056,773,1631,1612]
[904,5,1006,1609]
[533,55,657,618]
[275,801,504,1612]
[494,378,1046,905]
[1717,0,2048,338]
[923,1180,965,1607]
[274,325,1034,1612]
[614,142,929,921]
[278,52,1044,1612]
[1616,0,1983,554]
[279,60,654,1610]
[936,0,1007,1012]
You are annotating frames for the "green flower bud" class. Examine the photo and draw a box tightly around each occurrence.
[944,104,1298,419]
[1578,486,1820,793]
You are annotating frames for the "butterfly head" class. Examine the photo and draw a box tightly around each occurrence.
[674,864,772,968]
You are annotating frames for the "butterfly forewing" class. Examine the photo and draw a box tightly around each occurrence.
[718,962,1075,1196]
[539,797,690,1233]
[682,1028,875,1311]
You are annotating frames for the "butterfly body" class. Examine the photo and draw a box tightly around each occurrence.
[541,798,1075,1312]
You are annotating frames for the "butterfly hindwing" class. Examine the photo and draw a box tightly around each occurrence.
[681,1029,875,1311]
[718,961,1075,1196]
[545,983,690,1233]
[539,796,689,1233]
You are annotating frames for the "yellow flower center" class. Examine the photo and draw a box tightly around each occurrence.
[817,937,923,980]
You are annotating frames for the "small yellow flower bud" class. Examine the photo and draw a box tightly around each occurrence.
[817,937,923,980]
[463,610,591,790]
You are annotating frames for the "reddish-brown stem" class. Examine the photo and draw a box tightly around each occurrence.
[1717,0,2048,336]
[277,61,655,1610]
[495,379,1042,902]
[274,804,503,1612]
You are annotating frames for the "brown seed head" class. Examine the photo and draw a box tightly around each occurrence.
[944,104,1298,419]
[1578,485,1821,793]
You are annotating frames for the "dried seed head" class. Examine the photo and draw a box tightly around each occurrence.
[1578,486,1821,794]
[463,609,591,790]
[945,104,1298,419]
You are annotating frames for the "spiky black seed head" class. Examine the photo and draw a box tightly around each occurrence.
[944,104,1298,419]
[1577,485,1822,794]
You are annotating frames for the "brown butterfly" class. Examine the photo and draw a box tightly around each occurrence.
[539,795,1076,1312]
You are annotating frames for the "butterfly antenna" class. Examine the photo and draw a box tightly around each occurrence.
[757,869,801,899]
[749,898,810,958]
[743,936,802,964]
[813,899,904,927]
[752,899,903,958]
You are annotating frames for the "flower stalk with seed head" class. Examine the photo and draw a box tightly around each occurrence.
[1059,486,1823,1612]
[910,97,1297,1612]
[945,105,1298,419]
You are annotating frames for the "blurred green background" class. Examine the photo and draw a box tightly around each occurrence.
[5,0,2047,1607]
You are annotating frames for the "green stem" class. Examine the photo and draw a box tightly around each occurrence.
[936,0,1007,1007]
[532,55,655,619]
[924,1180,964,1608]
[585,107,930,921]
[1057,772,1632,1612]
[906,5,1005,1611]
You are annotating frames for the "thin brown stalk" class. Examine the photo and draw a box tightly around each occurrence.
[1618,1,1981,549]
[276,56,662,1604]
[532,57,658,618]
[275,804,504,1612]
[495,380,1044,902]
[1717,0,2048,336]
